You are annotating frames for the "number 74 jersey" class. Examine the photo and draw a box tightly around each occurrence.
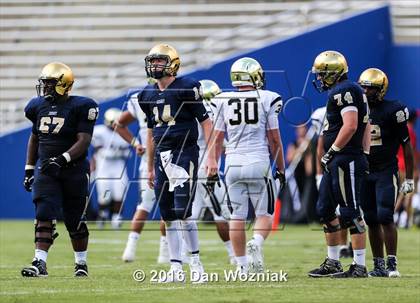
[213,89,282,161]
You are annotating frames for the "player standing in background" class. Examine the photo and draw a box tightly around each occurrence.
[22,62,98,277]
[192,79,235,265]
[358,68,414,277]
[139,44,218,283]
[308,51,370,278]
[212,57,286,274]
[91,108,130,229]
[311,106,353,259]
[114,89,169,264]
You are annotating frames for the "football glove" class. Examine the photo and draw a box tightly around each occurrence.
[40,155,67,177]
[23,168,35,192]
[400,179,414,195]
[321,146,339,173]
[206,174,221,194]
[274,170,286,192]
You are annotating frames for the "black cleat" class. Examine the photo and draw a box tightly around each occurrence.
[368,257,388,277]
[74,263,88,277]
[21,259,48,277]
[308,257,343,277]
[331,263,368,278]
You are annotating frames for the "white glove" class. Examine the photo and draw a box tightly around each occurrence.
[400,179,414,195]
[316,174,323,190]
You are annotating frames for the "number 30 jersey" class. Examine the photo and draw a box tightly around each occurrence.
[213,89,282,162]
[368,100,410,171]
[24,96,98,161]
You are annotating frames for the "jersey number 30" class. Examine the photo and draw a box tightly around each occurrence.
[39,117,65,134]
[228,98,259,125]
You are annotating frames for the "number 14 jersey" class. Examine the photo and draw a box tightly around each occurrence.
[213,89,282,162]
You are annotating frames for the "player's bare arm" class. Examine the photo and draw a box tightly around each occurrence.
[362,121,371,154]
[267,128,285,173]
[146,128,155,189]
[201,117,218,177]
[114,111,145,155]
[333,110,358,149]
[23,133,39,192]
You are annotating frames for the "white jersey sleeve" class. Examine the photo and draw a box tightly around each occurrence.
[92,124,107,149]
[265,91,282,130]
[311,106,327,135]
[127,93,148,145]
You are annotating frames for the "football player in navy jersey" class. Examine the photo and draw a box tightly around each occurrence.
[358,68,414,277]
[138,44,218,283]
[308,51,371,278]
[21,62,98,277]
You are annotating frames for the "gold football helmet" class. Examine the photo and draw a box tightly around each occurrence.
[36,62,74,98]
[199,79,222,102]
[358,68,388,101]
[312,51,348,91]
[230,57,265,89]
[104,108,122,128]
[145,44,180,79]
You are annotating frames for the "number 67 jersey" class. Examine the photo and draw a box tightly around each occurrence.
[24,95,98,161]
[213,89,282,162]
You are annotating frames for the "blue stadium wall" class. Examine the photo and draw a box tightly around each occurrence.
[1,5,418,219]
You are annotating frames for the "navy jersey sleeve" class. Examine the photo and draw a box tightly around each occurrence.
[393,103,410,144]
[76,98,99,135]
[137,89,154,129]
[180,79,209,123]
[24,97,40,134]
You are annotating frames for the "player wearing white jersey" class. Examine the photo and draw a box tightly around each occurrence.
[212,57,286,273]
[113,89,169,263]
[91,108,130,229]
[192,80,235,264]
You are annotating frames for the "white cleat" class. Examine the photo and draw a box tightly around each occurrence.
[229,256,237,265]
[388,270,401,278]
[236,264,249,275]
[111,215,123,229]
[122,243,137,262]
[246,240,264,273]
[157,238,170,264]
[158,264,186,283]
[189,259,206,284]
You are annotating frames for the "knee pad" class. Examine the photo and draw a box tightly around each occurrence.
[68,222,89,240]
[377,207,394,225]
[34,219,59,244]
[320,215,341,233]
[341,215,366,234]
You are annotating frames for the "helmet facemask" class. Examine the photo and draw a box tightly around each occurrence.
[145,55,174,79]
[312,69,344,92]
[36,78,61,103]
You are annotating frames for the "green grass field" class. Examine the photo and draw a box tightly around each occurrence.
[0,220,419,303]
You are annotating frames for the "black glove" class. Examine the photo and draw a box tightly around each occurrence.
[321,147,338,173]
[274,170,286,192]
[40,155,67,177]
[206,174,221,193]
[23,168,35,192]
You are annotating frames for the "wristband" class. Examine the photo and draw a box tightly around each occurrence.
[62,152,71,163]
[331,144,341,152]
[130,138,140,147]
[25,164,35,170]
